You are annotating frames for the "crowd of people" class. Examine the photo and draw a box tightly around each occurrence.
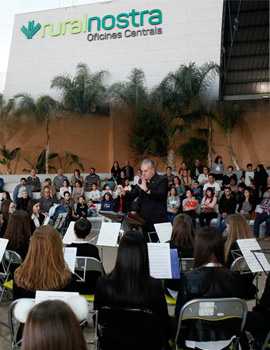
[0,158,269,349]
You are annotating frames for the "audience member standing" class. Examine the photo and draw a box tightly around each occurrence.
[211,155,224,180]
[121,160,134,181]
[254,164,268,193]
[111,161,121,182]
[190,159,203,180]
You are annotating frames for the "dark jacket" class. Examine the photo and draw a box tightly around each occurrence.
[29,213,46,234]
[225,241,257,300]
[94,274,170,349]
[67,242,101,294]
[190,165,204,180]
[126,173,168,228]
[219,194,237,214]
[176,266,241,342]
[121,166,134,181]
[222,173,238,187]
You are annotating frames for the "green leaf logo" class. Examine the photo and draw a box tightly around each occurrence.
[20,20,41,39]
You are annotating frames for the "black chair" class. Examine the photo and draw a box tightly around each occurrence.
[96,305,169,350]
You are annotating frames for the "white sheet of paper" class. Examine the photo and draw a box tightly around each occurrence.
[35,290,79,304]
[63,247,77,273]
[63,222,76,245]
[96,222,121,247]
[147,243,172,279]
[43,216,50,226]
[0,238,8,262]
[154,222,172,243]
[237,238,270,273]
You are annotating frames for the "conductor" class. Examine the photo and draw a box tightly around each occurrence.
[120,159,168,241]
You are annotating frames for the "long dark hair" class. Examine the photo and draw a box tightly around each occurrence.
[4,210,31,250]
[214,155,223,164]
[1,191,11,201]
[22,300,86,350]
[27,199,39,219]
[170,214,194,249]
[1,199,13,221]
[107,231,151,306]
[193,227,225,268]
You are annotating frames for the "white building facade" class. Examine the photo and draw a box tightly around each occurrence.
[5,0,223,99]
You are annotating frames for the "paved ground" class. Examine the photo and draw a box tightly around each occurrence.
[0,229,269,350]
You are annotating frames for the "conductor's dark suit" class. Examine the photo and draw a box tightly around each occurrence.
[126,172,168,238]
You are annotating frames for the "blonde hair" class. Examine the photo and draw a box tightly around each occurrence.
[15,226,71,292]
[224,214,252,262]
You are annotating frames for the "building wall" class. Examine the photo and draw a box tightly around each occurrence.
[5,0,223,100]
[0,101,269,175]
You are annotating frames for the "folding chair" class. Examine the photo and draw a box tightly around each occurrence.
[174,297,247,350]
[230,256,258,301]
[8,298,34,350]
[8,296,92,350]
[230,256,251,274]
[74,257,105,303]
[96,305,168,350]
[0,250,23,303]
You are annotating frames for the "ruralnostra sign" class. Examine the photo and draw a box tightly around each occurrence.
[20,9,163,40]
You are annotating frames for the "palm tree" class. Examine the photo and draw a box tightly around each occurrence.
[214,101,245,170]
[151,62,219,169]
[0,145,21,174]
[14,94,58,173]
[109,68,168,162]
[109,68,149,111]
[51,62,109,115]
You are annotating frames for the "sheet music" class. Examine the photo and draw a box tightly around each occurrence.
[35,290,79,304]
[96,222,121,247]
[154,222,172,243]
[237,239,270,273]
[43,216,50,226]
[63,247,77,273]
[0,238,8,262]
[147,243,172,279]
[63,222,76,244]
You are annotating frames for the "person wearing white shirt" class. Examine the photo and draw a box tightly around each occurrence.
[59,179,72,198]
[133,169,142,186]
[203,173,221,198]
[198,166,210,185]
[90,183,101,203]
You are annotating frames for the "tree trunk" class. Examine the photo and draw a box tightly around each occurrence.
[167,149,176,171]
[45,116,49,174]
[7,160,11,174]
[227,133,240,170]
[207,120,213,169]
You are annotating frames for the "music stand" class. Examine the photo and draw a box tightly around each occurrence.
[251,249,270,276]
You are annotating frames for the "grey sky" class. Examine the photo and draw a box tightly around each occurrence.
[0,0,108,93]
